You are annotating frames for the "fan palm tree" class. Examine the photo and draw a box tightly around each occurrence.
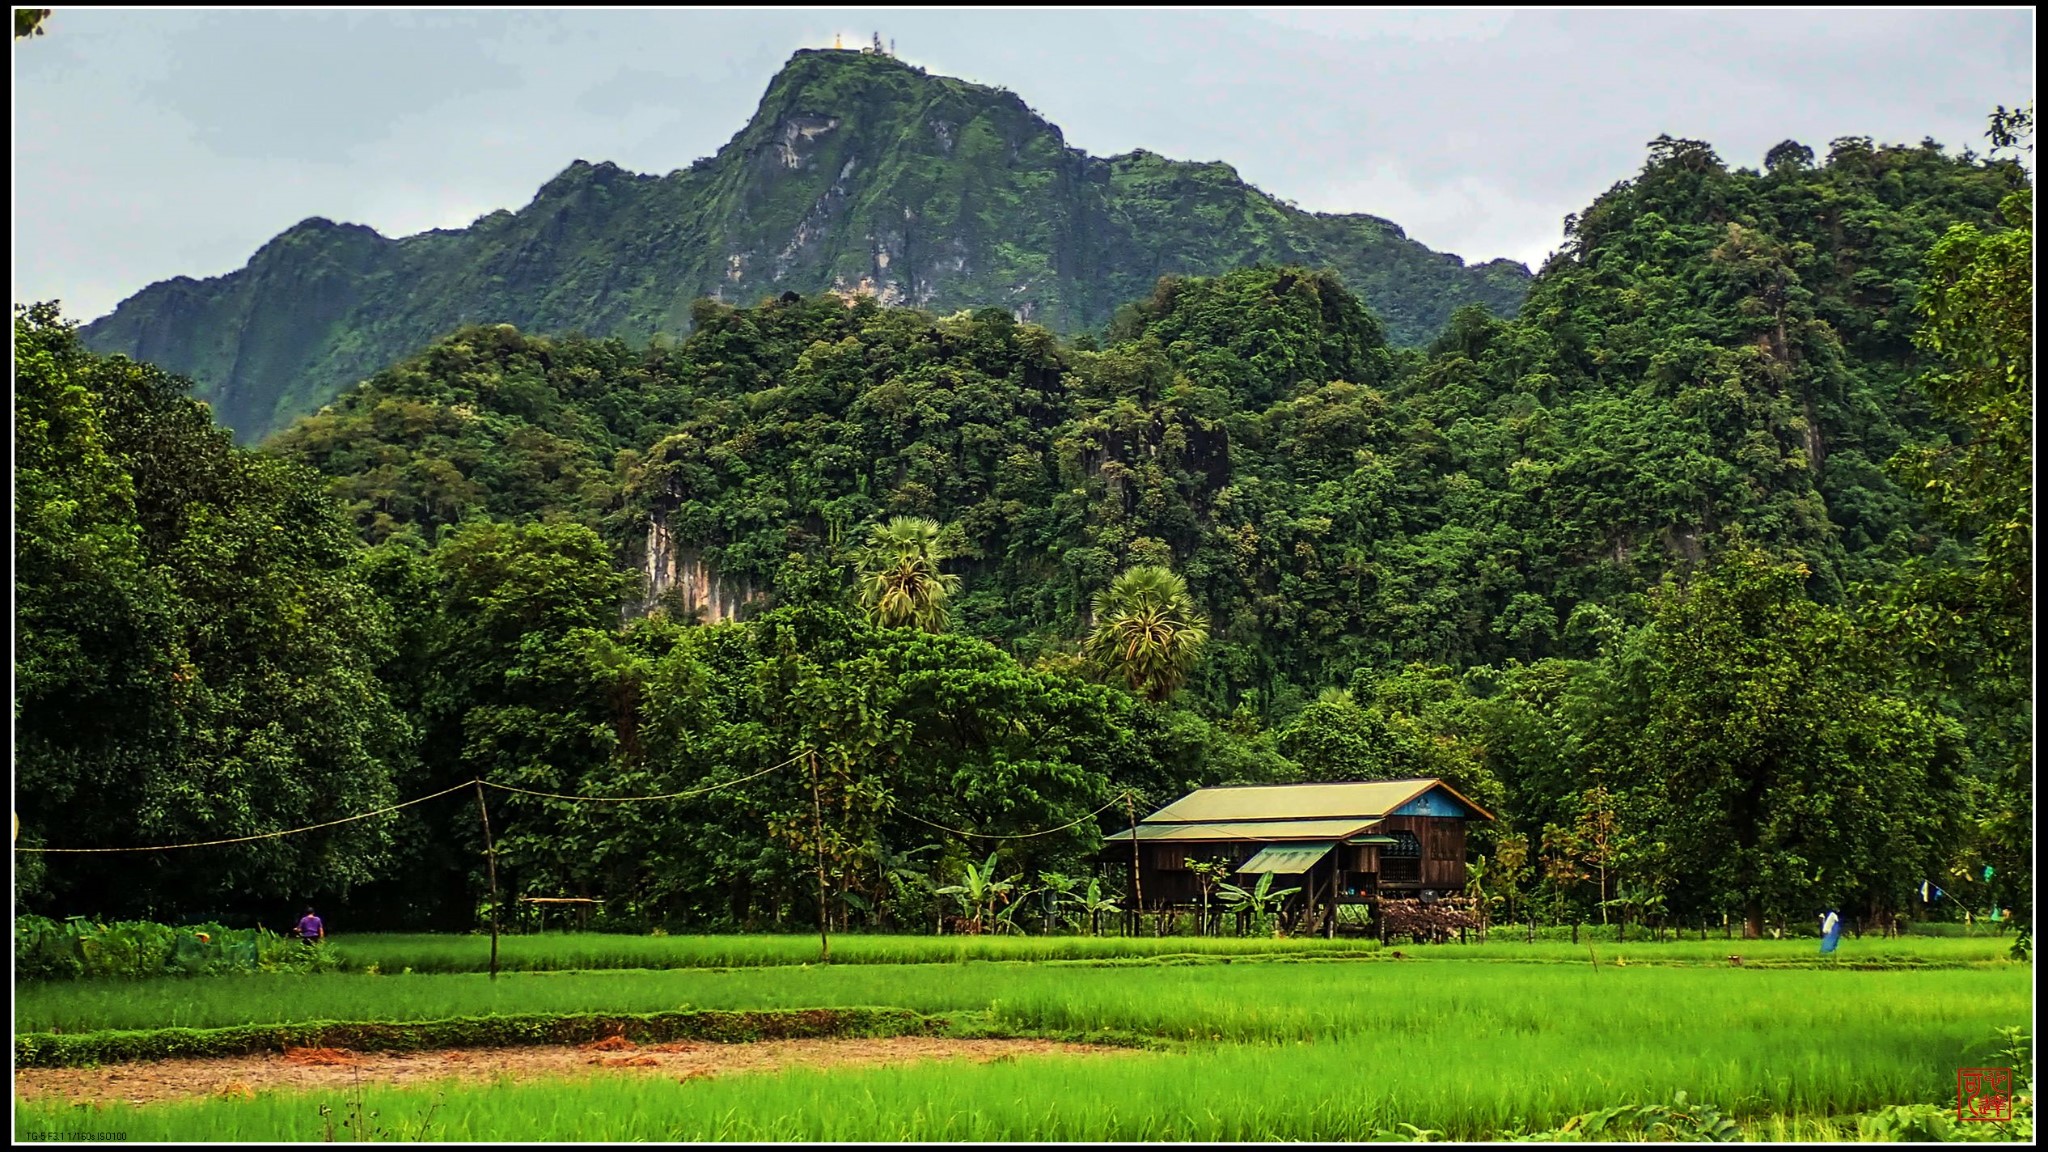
[1083,565,1209,703]
[855,516,960,632]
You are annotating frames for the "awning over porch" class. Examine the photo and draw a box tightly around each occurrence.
[1237,842,1336,874]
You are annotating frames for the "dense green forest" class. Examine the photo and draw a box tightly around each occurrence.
[15,117,2031,943]
[77,49,1527,443]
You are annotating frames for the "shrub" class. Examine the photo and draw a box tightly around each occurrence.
[14,914,341,980]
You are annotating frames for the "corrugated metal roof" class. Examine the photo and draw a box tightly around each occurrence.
[1104,818,1381,842]
[1133,778,1497,824]
[1238,842,1336,874]
[1143,779,1443,823]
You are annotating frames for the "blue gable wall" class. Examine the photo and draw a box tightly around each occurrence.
[1391,786,1471,818]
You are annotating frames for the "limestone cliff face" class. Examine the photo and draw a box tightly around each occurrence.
[641,509,762,624]
[82,48,1529,443]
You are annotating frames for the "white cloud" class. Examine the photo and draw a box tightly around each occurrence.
[12,9,2035,325]
[1304,160,1572,270]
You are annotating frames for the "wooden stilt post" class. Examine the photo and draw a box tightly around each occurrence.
[472,781,500,981]
[1326,863,1336,939]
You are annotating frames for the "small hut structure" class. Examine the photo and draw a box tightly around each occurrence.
[1104,778,1494,935]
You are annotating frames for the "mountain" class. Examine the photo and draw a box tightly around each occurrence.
[266,131,2025,698]
[79,48,1530,443]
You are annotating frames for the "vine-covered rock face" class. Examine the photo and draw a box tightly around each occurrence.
[78,48,1529,443]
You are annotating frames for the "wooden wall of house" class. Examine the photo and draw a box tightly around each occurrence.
[1123,823,1471,906]
[1133,842,1259,907]
[1370,816,1468,889]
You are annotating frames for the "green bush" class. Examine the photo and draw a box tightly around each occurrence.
[14,914,341,980]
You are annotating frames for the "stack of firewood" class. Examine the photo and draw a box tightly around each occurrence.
[1375,897,1482,944]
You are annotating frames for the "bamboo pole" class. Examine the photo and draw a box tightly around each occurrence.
[809,749,830,963]
[472,781,500,981]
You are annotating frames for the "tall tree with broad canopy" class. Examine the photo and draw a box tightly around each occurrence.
[1631,540,1963,938]
[14,304,405,918]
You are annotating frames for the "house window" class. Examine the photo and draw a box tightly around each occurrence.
[1381,831,1422,883]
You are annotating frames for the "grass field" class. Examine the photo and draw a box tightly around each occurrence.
[323,930,1388,973]
[13,934,2033,1142]
[318,928,2014,974]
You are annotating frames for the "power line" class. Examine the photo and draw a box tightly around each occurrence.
[479,755,801,803]
[16,756,805,853]
[16,780,480,853]
[17,758,1129,852]
[896,790,1136,840]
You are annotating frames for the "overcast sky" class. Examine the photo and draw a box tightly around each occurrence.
[12,7,2035,323]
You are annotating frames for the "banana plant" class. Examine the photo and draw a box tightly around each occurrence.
[935,852,1018,935]
[1217,873,1301,937]
[1077,877,1123,936]
[878,842,942,930]
[1037,872,1082,933]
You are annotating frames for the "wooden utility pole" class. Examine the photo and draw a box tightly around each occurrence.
[473,781,500,980]
[809,749,830,963]
[1125,792,1143,937]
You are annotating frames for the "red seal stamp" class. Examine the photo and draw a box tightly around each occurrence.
[1956,1067,2013,1122]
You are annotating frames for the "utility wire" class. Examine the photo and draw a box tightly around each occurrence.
[895,790,1137,840]
[479,755,801,803]
[17,780,481,853]
[19,758,1130,852]
[17,756,805,853]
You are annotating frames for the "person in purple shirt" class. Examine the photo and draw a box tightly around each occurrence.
[296,907,325,946]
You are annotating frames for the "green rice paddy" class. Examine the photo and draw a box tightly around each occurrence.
[317,928,2013,974]
[13,933,2032,1142]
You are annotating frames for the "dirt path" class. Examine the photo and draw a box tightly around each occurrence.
[16,1037,1122,1107]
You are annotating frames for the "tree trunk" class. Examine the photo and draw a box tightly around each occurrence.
[1744,898,1763,940]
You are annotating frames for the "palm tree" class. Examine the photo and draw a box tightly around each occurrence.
[1083,565,1209,703]
[855,516,960,632]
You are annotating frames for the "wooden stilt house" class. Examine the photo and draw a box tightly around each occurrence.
[1104,778,1494,934]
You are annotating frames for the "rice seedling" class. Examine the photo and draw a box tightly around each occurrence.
[322,931,1388,974]
[14,935,2027,1142]
[313,927,2016,976]
[13,1000,2029,1143]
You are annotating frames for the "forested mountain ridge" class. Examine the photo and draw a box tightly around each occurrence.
[78,48,1529,443]
[269,132,2022,707]
[20,114,2029,939]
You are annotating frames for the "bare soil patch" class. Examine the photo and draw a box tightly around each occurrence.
[15,1037,1121,1107]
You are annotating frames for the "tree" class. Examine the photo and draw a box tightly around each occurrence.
[1636,541,1962,938]
[1277,693,1402,779]
[1489,832,1533,926]
[1084,565,1209,703]
[14,304,406,918]
[855,516,960,632]
[15,8,51,38]
[1873,104,2033,949]
[1763,140,1815,171]
[1574,787,1626,927]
